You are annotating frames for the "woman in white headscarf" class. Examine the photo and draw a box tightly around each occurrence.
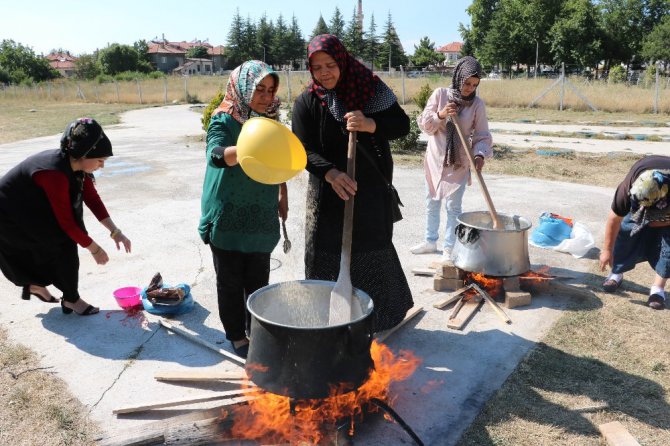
[411,56,493,263]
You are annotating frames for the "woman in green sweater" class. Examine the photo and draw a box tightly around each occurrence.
[199,61,288,358]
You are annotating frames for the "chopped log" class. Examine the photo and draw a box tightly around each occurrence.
[159,319,245,365]
[447,295,482,330]
[545,280,595,300]
[154,370,248,383]
[472,283,512,324]
[113,388,256,415]
[433,285,474,309]
[598,421,641,446]
[376,306,424,342]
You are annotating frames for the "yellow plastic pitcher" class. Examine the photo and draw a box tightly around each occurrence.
[236,117,307,184]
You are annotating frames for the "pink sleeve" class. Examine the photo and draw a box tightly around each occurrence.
[471,99,493,159]
[417,88,446,135]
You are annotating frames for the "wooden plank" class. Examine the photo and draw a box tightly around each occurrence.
[98,404,235,446]
[471,283,512,324]
[375,306,423,342]
[154,370,248,383]
[447,296,482,330]
[598,421,641,446]
[411,267,436,277]
[159,319,246,366]
[433,285,474,309]
[113,388,256,415]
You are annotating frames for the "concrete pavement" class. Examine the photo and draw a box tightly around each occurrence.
[0,105,638,445]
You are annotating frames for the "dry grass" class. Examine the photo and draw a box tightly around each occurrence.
[0,327,97,446]
[0,103,144,145]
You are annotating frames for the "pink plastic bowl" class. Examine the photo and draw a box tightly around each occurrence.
[113,286,143,309]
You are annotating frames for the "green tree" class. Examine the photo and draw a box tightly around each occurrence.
[343,6,365,58]
[187,46,209,58]
[376,12,408,71]
[364,13,379,70]
[329,7,346,38]
[74,53,101,80]
[599,0,647,67]
[271,14,291,67]
[549,0,602,68]
[287,15,305,68]
[0,39,59,84]
[98,43,143,75]
[311,15,330,40]
[410,37,445,68]
[256,14,274,63]
[464,0,499,61]
[642,14,670,62]
[226,8,245,68]
[241,16,257,60]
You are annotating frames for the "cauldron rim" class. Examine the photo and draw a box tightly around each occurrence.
[247,279,374,329]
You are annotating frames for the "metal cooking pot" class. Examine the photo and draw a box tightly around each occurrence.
[452,211,532,277]
[246,280,374,400]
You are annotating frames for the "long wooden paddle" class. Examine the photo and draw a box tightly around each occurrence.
[451,116,502,229]
[329,131,357,325]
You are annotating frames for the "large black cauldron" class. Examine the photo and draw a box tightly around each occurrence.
[246,280,374,400]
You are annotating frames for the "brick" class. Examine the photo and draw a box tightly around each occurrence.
[441,263,466,279]
[504,291,532,309]
[434,277,465,292]
[503,276,521,292]
[519,277,551,294]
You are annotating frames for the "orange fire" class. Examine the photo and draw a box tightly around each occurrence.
[226,341,420,444]
[465,272,504,298]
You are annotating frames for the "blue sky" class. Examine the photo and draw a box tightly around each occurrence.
[1,0,472,56]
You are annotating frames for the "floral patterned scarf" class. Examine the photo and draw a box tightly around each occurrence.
[213,60,280,123]
[307,34,397,122]
[630,169,670,235]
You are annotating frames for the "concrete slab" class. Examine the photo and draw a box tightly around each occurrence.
[0,105,615,445]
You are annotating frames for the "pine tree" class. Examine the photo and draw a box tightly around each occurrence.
[256,14,274,64]
[376,12,408,71]
[225,8,245,68]
[311,14,330,40]
[329,7,346,39]
[344,6,365,58]
[364,13,379,71]
[272,14,290,68]
[288,15,305,68]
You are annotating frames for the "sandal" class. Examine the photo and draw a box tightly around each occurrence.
[61,299,99,316]
[647,294,666,310]
[22,286,59,303]
[602,277,622,293]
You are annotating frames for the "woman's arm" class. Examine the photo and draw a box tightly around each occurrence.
[417,88,445,135]
[82,176,131,254]
[470,99,493,159]
[291,93,336,179]
[368,101,410,141]
[207,114,239,167]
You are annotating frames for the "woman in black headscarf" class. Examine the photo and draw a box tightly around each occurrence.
[291,34,413,332]
[0,118,131,315]
[411,56,493,263]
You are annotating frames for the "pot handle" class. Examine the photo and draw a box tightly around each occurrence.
[456,224,480,244]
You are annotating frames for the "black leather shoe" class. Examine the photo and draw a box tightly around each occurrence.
[232,341,249,359]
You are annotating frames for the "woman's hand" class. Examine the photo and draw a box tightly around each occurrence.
[344,111,376,133]
[438,102,459,120]
[599,249,613,271]
[474,155,485,172]
[89,242,109,265]
[113,232,132,253]
[325,168,357,200]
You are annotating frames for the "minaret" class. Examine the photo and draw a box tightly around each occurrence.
[357,0,363,28]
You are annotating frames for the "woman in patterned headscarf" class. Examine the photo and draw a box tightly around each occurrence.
[411,56,493,263]
[600,155,670,310]
[291,34,413,332]
[198,60,287,358]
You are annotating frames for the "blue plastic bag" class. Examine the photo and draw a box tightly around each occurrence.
[141,283,194,316]
[530,212,573,248]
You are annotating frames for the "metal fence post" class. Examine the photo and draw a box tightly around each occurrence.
[654,61,660,114]
[286,70,292,104]
[400,65,405,105]
[164,77,168,104]
[560,63,565,111]
[184,76,188,101]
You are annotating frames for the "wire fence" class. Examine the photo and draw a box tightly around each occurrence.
[1,69,669,114]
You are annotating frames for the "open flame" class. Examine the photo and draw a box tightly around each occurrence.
[226,341,420,444]
[465,272,504,298]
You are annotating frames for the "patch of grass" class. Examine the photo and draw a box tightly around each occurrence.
[0,327,97,445]
[0,102,145,144]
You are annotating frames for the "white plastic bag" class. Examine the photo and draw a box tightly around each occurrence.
[552,222,595,258]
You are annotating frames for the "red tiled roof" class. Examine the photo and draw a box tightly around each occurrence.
[437,42,463,53]
[208,45,225,56]
[148,40,224,55]
[45,51,77,62]
[50,60,76,69]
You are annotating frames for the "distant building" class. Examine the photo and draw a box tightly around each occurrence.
[46,51,77,77]
[436,42,463,66]
[147,38,226,74]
